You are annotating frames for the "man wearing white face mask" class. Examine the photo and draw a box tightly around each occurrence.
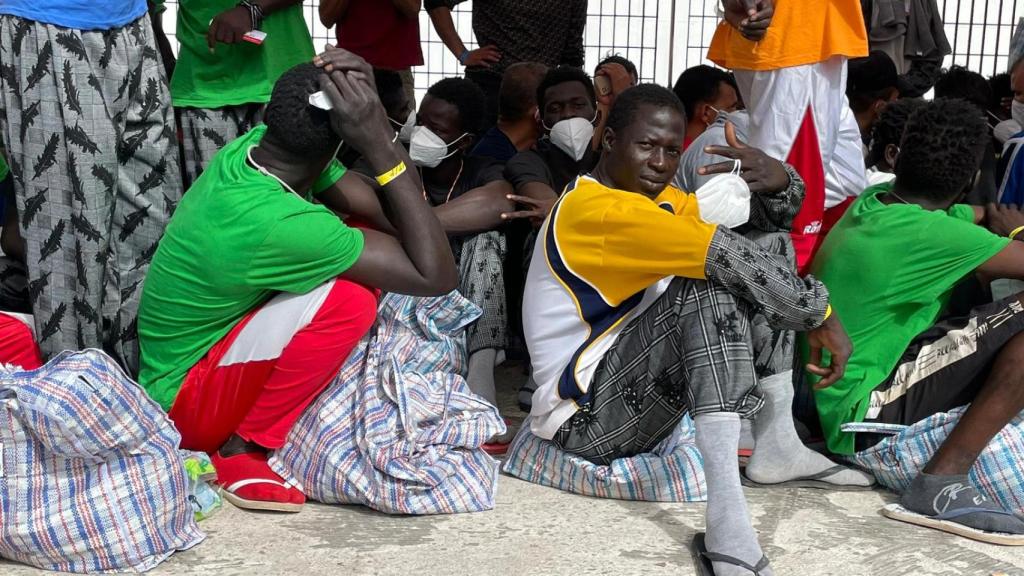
[671,65,741,152]
[503,67,600,226]
[409,77,519,453]
[997,57,1024,206]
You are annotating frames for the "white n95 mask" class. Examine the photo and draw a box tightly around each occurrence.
[409,125,467,168]
[695,160,751,228]
[546,116,594,162]
[391,111,416,144]
[1013,99,1024,128]
[994,118,1022,145]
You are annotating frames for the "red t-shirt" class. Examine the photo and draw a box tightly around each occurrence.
[335,0,424,70]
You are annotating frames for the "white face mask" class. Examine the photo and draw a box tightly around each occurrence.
[695,160,751,228]
[994,118,1022,145]
[390,111,417,144]
[706,104,724,127]
[408,125,468,168]
[1013,99,1024,127]
[545,116,594,162]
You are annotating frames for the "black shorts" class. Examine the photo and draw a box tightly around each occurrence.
[855,294,1024,450]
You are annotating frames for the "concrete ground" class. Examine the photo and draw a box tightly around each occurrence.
[4,366,1024,575]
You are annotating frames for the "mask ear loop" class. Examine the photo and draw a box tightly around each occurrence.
[731,159,742,176]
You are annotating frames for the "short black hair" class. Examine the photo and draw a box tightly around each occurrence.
[672,65,734,120]
[895,99,988,201]
[425,77,487,134]
[606,83,685,135]
[374,68,406,117]
[989,72,1011,114]
[264,63,339,158]
[867,98,926,168]
[597,53,639,83]
[499,62,548,121]
[934,65,992,111]
[536,66,596,111]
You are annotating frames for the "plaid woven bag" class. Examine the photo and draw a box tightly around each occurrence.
[0,350,204,573]
[850,406,1024,516]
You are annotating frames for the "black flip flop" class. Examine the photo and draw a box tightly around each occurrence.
[691,532,771,575]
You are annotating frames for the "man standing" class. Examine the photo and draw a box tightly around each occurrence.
[425,0,587,127]
[0,0,183,373]
[708,0,868,273]
[164,0,313,185]
[320,0,423,105]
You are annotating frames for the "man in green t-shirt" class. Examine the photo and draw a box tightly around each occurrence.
[155,0,313,185]
[138,53,457,513]
[811,99,1024,543]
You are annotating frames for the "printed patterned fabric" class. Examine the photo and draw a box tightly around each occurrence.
[850,406,1024,515]
[178,104,264,188]
[0,15,183,374]
[270,291,506,515]
[0,349,204,573]
[457,230,508,354]
[503,415,707,502]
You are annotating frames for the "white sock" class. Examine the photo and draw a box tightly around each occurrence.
[695,412,772,576]
[468,348,498,406]
[746,371,873,486]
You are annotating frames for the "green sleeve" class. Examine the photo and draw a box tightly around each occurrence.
[312,159,347,196]
[0,153,8,182]
[246,208,365,294]
[947,204,975,223]
[897,215,1011,302]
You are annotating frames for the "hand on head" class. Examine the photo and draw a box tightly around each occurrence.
[698,122,789,194]
[312,46,393,163]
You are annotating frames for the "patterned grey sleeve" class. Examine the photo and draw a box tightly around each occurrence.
[745,164,805,233]
[704,226,829,331]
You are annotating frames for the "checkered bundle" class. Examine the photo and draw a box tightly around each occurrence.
[271,292,505,515]
[851,406,1024,515]
[502,415,707,502]
[0,350,204,573]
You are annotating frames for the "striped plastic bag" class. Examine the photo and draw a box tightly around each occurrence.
[850,406,1024,515]
[502,415,707,502]
[0,350,204,573]
[271,292,505,515]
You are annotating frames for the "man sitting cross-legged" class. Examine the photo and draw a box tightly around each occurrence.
[137,56,458,513]
[523,84,858,576]
[811,98,1024,543]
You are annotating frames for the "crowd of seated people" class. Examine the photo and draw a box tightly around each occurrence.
[3,0,1024,572]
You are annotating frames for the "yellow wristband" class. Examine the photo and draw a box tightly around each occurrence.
[1009,226,1024,241]
[823,304,833,321]
[375,161,407,187]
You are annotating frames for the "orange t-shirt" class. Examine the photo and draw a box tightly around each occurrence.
[708,0,868,71]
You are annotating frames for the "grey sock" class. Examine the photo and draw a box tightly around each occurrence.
[695,412,773,576]
[467,348,498,406]
[746,371,873,487]
[901,472,1024,535]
